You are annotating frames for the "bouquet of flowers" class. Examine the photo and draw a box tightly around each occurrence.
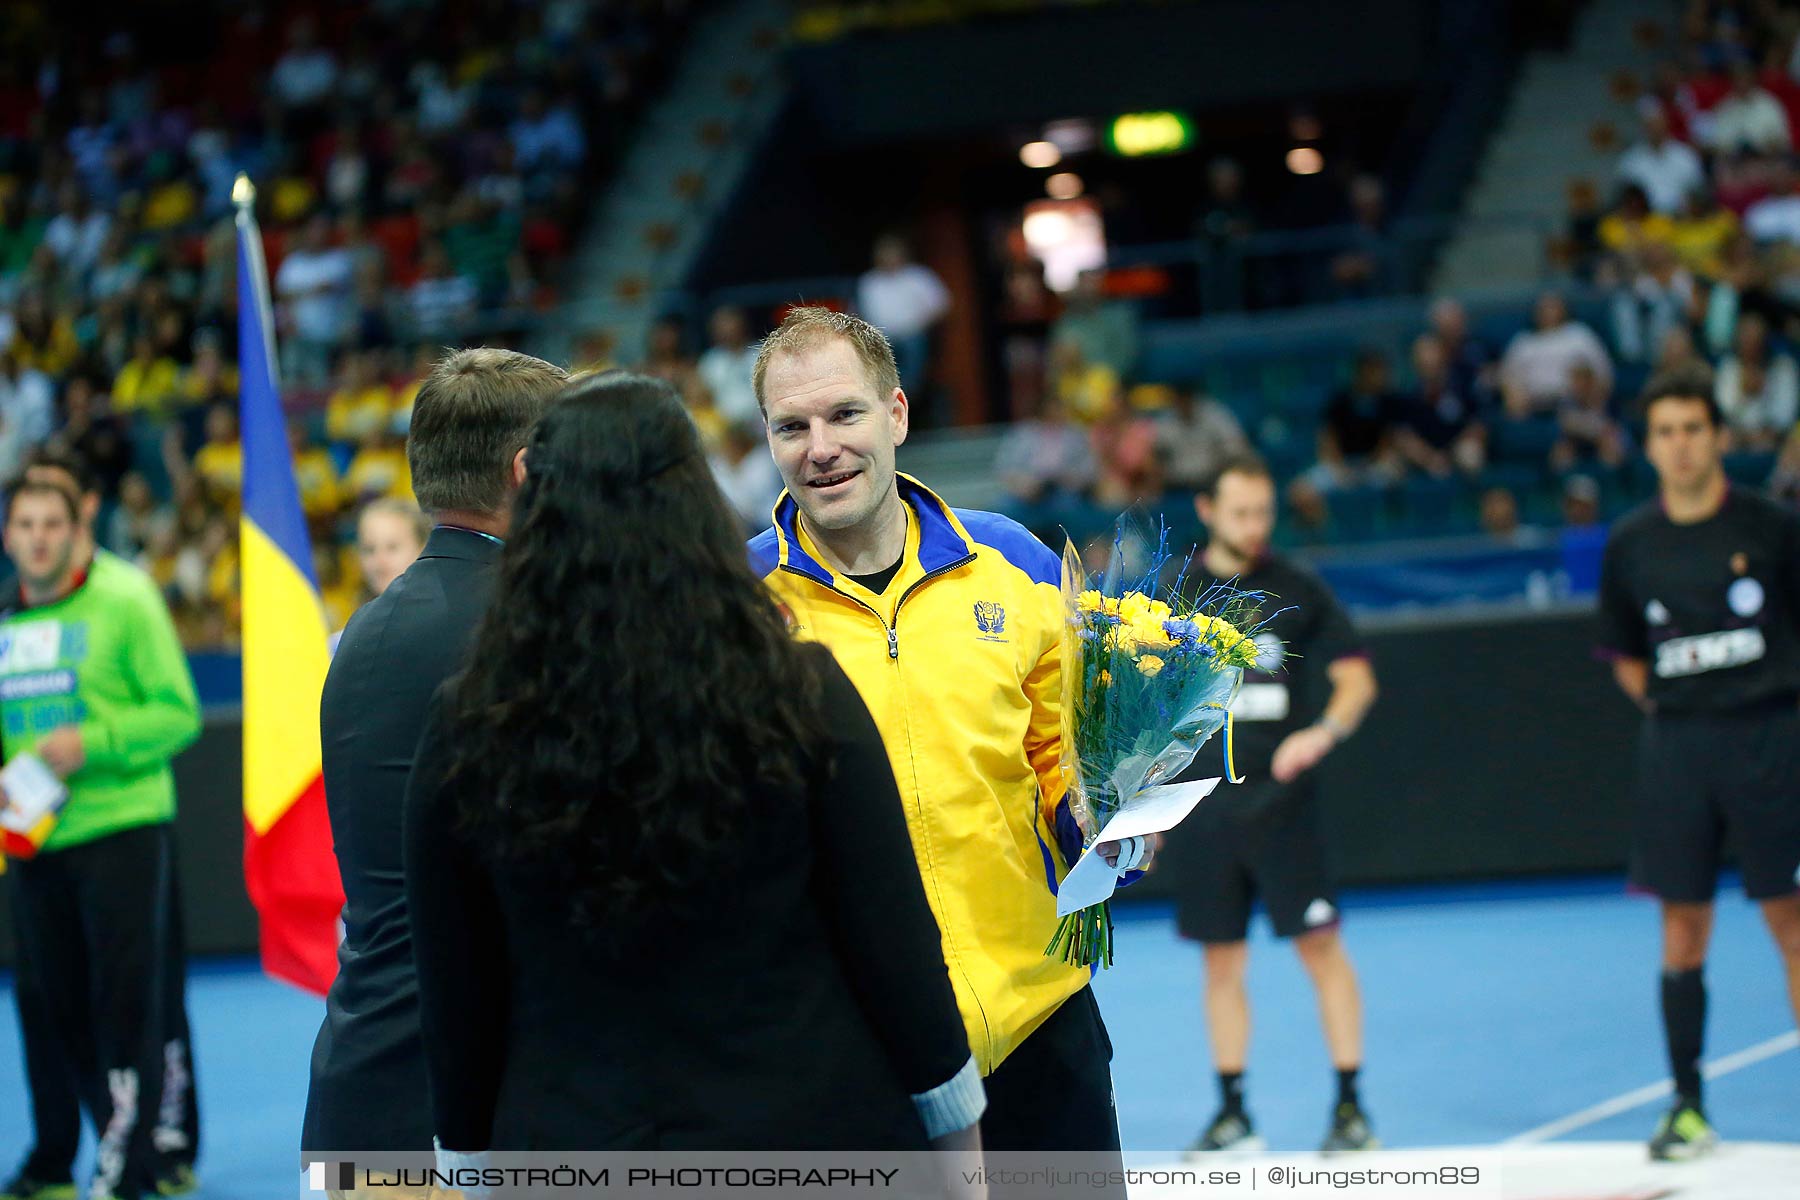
[1047,528,1271,969]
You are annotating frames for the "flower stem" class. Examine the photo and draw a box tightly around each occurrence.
[1045,901,1115,969]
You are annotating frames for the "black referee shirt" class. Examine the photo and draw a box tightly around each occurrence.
[1179,551,1367,777]
[1597,488,1800,713]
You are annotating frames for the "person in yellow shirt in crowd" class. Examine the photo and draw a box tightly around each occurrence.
[191,404,243,511]
[344,428,413,504]
[141,154,198,231]
[1050,338,1122,425]
[326,350,397,444]
[172,335,242,459]
[9,292,80,377]
[288,421,343,523]
[1598,184,1677,264]
[112,334,182,417]
[1667,187,1739,280]
[179,337,239,410]
[270,159,318,225]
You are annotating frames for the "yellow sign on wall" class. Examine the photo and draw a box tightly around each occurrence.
[1106,111,1195,157]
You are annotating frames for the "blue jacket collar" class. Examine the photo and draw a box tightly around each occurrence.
[771,474,971,586]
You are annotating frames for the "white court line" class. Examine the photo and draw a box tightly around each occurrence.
[1505,1030,1799,1145]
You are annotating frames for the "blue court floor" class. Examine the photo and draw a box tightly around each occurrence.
[1,876,1795,1198]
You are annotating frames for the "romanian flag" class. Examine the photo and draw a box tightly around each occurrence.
[236,176,344,995]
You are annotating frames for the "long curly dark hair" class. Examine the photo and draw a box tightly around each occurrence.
[442,371,827,929]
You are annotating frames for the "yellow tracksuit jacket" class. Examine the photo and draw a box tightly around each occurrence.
[750,475,1089,1074]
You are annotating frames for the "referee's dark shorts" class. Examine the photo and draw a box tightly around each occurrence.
[1632,697,1800,902]
[1165,776,1341,943]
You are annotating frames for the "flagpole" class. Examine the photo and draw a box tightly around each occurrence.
[233,174,280,389]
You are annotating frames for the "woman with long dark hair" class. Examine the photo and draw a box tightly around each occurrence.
[403,373,983,1160]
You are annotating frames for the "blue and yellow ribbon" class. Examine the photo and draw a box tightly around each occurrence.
[1223,711,1243,784]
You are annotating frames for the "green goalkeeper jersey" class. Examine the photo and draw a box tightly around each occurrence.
[0,550,201,852]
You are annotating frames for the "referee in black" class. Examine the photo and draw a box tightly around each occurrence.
[1163,453,1380,1157]
[1596,365,1800,1162]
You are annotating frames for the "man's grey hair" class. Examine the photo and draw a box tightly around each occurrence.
[407,347,569,513]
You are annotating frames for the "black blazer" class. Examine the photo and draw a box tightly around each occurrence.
[403,648,973,1151]
[302,526,503,1153]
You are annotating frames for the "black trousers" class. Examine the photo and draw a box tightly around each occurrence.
[8,824,171,1200]
[13,826,200,1183]
[981,986,1125,1198]
[150,842,202,1169]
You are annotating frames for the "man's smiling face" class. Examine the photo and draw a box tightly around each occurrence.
[762,335,909,534]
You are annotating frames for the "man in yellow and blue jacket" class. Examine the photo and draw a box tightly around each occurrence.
[749,307,1145,1159]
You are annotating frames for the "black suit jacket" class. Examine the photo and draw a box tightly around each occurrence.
[302,527,503,1153]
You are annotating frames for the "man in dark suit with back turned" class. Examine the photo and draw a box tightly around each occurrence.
[301,348,567,1162]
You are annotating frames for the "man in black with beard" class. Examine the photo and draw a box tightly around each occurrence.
[1163,453,1380,1158]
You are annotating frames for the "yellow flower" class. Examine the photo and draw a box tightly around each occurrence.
[1136,654,1165,677]
[1097,669,1113,688]
[1195,615,1258,666]
[1127,615,1173,650]
[1205,615,1238,642]
[1076,590,1114,614]
[1118,592,1171,626]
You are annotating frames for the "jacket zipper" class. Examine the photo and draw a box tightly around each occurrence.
[777,550,995,1063]
[779,553,976,659]
[884,554,977,657]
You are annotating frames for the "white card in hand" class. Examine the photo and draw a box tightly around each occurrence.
[0,753,68,833]
[1055,777,1221,918]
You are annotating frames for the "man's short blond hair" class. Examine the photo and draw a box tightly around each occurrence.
[752,307,900,413]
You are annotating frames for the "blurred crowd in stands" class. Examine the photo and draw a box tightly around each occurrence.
[1588,1,1800,467]
[978,281,1790,560]
[13,0,1800,649]
[985,0,1800,549]
[0,0,692,647]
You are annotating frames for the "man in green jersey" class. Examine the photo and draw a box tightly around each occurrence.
[0,480,201,1200]
[5,448,203,1200]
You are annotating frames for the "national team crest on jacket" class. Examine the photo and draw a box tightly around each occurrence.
[973,600,1007,641]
